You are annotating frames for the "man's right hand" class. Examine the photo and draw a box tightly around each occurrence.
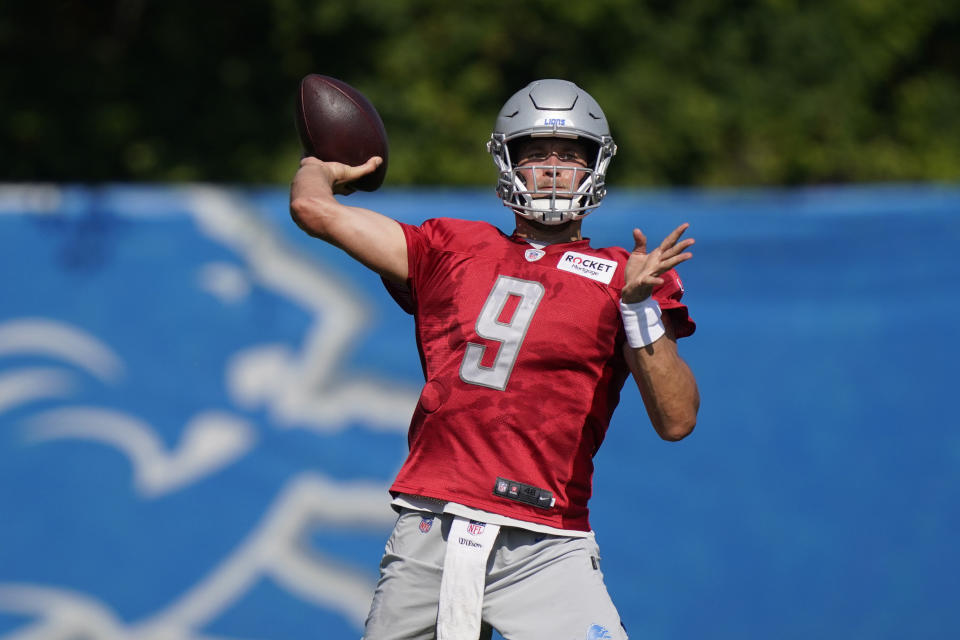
[291,156,383,199]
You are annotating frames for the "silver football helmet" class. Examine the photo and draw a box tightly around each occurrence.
[487,79,617,225]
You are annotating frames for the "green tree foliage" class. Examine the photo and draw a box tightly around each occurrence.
[2,0,958,185]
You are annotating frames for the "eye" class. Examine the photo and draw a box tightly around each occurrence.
[559,152,589,165]
[517,149,588,165]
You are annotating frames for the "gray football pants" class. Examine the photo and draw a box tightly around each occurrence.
[362,509,628,640]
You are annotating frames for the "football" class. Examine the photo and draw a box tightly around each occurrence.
[295,74,389,191]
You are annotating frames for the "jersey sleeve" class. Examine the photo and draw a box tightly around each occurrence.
[380,218,449,315]
[653,268,696,338]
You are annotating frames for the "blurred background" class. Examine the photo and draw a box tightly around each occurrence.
[1,1,958,639]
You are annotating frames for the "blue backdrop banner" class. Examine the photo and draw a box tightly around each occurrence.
[0,184,957,639]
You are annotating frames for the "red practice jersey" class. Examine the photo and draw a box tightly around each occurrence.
[383,218,694,531]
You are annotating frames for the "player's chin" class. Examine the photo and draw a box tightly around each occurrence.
[522,214,577,231]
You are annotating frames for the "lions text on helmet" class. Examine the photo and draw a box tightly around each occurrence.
[487,79,617,225]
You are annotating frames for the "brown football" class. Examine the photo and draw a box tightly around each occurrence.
[295,74,389,191]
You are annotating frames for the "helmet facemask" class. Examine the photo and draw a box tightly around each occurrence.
[490,134,615,225]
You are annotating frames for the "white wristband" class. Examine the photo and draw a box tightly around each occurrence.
[619,297,665,348]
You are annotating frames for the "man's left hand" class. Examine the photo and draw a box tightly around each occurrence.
[621,223,695,303]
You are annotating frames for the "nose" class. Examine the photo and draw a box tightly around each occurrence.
[540,159,581,185]
[539,153,574,173]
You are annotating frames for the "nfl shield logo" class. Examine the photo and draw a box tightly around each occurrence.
[466,520,485,536]
[524,248,545,262]
[419,516,434,533]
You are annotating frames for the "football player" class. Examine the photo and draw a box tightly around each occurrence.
[290,79,700,640]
